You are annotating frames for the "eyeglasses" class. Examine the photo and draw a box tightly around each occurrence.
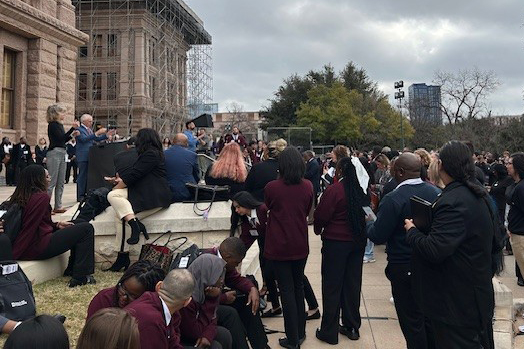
[118,282,138,301]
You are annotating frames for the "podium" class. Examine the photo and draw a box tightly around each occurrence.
[87,141,126,192]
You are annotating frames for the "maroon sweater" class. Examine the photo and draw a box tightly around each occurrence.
[264,179,313,261]
[238,204,267,249]
[314,181,355,241]
[86,286,118,319]
[179,296,220,343]
[12,192,56,260]
[125,291,182,349]
[204,247,255,304]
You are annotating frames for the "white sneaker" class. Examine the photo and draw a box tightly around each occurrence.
[363,257,376,263]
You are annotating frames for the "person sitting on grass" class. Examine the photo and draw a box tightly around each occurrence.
[9,164,96,287]
[3,315,69,349]
[125,268,195,349]
[87,260,166,319]
[77,308,140,349]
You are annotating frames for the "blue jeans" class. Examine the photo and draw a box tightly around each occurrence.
[364,239,374,259]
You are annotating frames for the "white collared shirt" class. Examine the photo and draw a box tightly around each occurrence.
[395,178,424,190]
[160,297,172,326]
[249,209,260,227]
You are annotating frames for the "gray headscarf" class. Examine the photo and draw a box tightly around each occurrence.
[187,254,226,304]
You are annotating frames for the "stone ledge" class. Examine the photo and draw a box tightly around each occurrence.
[493,277,515,348]
[18,252,69,285]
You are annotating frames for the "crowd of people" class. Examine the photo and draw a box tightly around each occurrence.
[0,104,521,349]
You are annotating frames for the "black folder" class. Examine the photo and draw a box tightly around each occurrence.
[410,196,433,233]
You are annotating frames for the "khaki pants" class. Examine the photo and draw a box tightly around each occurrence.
[511,234,524,275]
[107,188,162,252]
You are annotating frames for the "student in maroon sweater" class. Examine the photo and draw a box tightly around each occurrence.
[87,260,166,319]
[314,157,367,344]
[179,254,232,349]
[10,165,95,287]
[125,268,195,349]
[264,147,314,349]
[205,237,268,349]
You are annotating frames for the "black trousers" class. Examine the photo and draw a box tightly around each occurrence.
[182,326,232,349]
[430,319,494,349]
[5,163,15,185]
[36,222,95,278]
[65,159,78,183]
[270,258,307,346]
[225,295,268,349]
[318,239,364,341]
[14,162,29,185]
[217,305,249,349]
[386,263,435,349]
[0,234,13,261]
[303,275,318,310]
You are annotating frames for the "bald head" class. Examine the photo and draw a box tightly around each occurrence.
[157,269,195,312]
[173,133,188,147]
[393,152,421,183]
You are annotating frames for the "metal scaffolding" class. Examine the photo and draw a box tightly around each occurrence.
[72,0,212,137]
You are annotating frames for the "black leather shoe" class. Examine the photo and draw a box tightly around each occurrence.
[307,309,321,320]
[103,252,130,272]
[315,328,338,345]
[340,326,359,340]
[278,336,305,348]
[68,275,97,288]
[518,278,524,287]
[261,307,282,318]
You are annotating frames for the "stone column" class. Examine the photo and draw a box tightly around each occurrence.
[119,30,130,100]
[56,46,77,124]
[26,38,57,145]
[133,30,146,99]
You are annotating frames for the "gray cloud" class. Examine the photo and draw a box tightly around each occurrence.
[186,0,524,115]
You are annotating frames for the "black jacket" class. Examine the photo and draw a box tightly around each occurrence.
[244,159,279,202]
[11,144,33,167]
[119,149,171,213]
[406,181,494,329]
[304,158,321,195]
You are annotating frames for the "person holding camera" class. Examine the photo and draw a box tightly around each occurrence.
[76,114,113,201]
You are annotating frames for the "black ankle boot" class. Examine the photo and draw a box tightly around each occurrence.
[103,252,130,272]
[126,218,149,245]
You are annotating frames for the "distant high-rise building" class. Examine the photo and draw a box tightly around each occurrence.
[408,83,442,125]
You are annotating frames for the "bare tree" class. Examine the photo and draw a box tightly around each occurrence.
[214,102,257,138]
[433,67,500,124]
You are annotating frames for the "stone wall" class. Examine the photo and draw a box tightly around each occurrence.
[0,0,87,144]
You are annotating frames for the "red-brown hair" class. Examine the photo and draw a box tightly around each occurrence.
[210,142,247,182]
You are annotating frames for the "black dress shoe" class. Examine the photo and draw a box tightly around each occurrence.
[306,309,321,320]
[518,278,524,287]
[68,275,96,288]
[340,326,360,340]
[278,336,305,348]
[261,307,282,318]
[315,328,338,345]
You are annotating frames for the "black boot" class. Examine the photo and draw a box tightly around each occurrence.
[62,253,75,277]
[103,252,130,272]
[126,218,149,245]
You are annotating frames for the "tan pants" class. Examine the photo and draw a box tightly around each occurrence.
[511,234,524,275]
[108,188,162,252]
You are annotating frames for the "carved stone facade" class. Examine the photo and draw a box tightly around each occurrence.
[0,0,88,145]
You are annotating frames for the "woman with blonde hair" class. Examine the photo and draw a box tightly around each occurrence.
[428,157,444,189]
[205,142,247,200]
[415,148,432,182]
[77,308,140,349]
[46,104,79,212]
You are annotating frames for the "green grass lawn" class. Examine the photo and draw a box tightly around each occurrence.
[0,268,121,348]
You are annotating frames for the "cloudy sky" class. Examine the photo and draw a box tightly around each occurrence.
[186,0,524,116]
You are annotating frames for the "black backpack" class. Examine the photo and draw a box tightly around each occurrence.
[0,201,23,243]
[0,261,36,321]
[72,187,111,223]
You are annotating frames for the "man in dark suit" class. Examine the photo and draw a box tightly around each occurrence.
[65,139,77,184]
[164,133,200,202]
[76,114,110,201]
[303,150,320,224]
[125,268,195,349]
[11,137,33,184]
[404,141,495,348]
[367,153,440,349]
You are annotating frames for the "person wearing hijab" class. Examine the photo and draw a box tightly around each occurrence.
[179,254,232,349]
